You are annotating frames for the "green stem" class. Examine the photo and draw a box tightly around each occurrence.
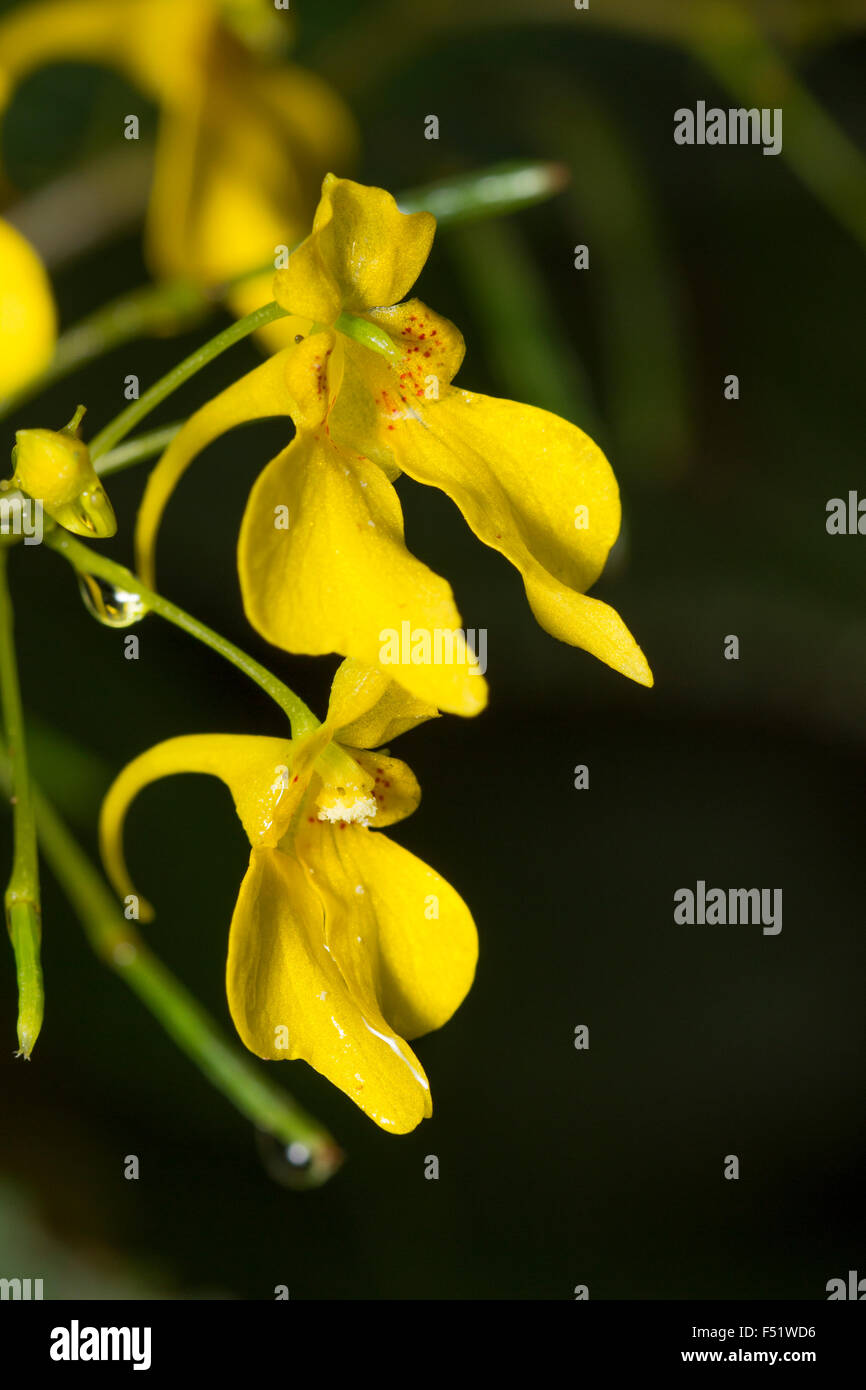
[45,533,361,789]
[96,423,183,479]
[88,301,288,460]
[0,549,43,1057]
[25,777,341,1185]
[44,530,318,737]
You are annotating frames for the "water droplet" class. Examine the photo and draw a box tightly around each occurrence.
[76,572,149,628]
[255,1129,343,1190]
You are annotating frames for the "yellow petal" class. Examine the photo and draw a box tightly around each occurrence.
[296,821,478,1042]
[146,64,302,286]
[326,301,465,472]
[99,733,298,918]
[364,299,466,389]
[274,174,435,322]
[371,387,653,687]
[227,847,432,1133]
[0,219,56,397]
[520,574,654,688]
[282,330,344,428]
[0,0,210,115]
[134,332,312,588]
[342,749,420,828]
[237,427,488,716]
[325,659,439,748]
[321,336,403,480]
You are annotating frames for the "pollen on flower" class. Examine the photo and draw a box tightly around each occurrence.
[315,791,378,825]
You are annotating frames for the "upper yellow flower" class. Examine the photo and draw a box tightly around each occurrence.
[0,217,56,398]
[0,0,356,345]
[275,177,654,690]
[99,661,477,1134]
[135,176,652,708]
[135,327,490,715]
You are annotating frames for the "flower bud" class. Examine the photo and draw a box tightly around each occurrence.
[13,409,116,538]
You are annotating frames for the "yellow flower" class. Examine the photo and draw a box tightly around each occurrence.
[0,0,357,349]
[137,178,651,700]
[135,178,652,706]
[135,330,489,714]
[274,176,654,689]
[99,661,477,1134]
[0,217,56,397]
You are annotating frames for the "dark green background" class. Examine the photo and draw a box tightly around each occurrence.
[1,0,864,1298]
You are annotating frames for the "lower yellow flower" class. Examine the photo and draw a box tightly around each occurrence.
[99,662,477,1133]
[0,217,56,397]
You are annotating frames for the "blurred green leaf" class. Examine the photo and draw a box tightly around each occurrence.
[399,159,569,225]
[523,77,692,480]
[446,216,602,436]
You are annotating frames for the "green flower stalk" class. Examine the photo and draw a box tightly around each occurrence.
[0,548,43,1057]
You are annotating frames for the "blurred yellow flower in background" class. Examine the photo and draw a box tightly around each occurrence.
[99,660,477,1134]
[0,216,56,397]
[0,0,357,347]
